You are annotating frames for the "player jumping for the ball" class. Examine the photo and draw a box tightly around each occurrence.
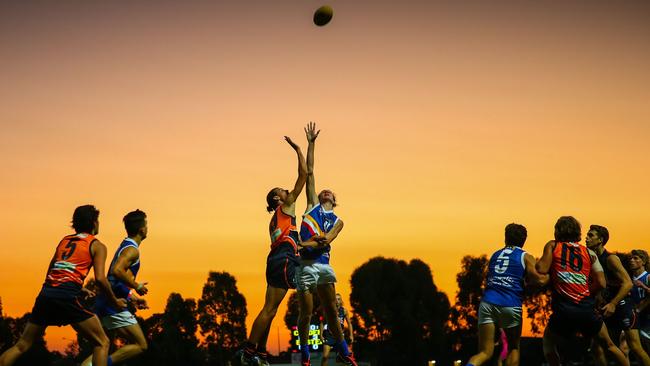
[296,122,356,366]
[82,209,150,366]
[239,135,307,366]
[465,223,548,366]
[0,205,127,366]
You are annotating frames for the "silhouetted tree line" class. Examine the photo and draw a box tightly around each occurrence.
[3,253,636,365]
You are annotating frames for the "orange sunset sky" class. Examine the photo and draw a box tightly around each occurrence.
[1,0,649,355]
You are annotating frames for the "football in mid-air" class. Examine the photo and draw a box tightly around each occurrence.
[313,5,333,27]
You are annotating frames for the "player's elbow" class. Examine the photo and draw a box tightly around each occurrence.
[622,279,633,293]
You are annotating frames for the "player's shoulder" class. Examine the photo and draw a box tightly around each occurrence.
[304,203,322,216]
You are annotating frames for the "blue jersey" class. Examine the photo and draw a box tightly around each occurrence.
[482,246,526,307]
[632,271,650,327]
[299,204,339,263]
[95,238,141,316]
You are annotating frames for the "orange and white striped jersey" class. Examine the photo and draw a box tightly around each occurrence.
[43,233,95,294]
[550,241,595,304]
[269,207,300,251]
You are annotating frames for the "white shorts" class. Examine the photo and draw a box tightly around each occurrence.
[478,301,522,328]
[100,310,138,330]
[296,261,337,291]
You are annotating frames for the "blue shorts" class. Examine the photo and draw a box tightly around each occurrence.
[266,243,298,290]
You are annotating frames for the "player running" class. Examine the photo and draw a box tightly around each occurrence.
[630,250,650,352]
[465,223,548,366]
[296,122,356,366]
[238,135,307,366]
[536,216,628,366]
[81,209,150,366]
[319,293,354,366]
[0,205,126,366]
[586,225,650,366]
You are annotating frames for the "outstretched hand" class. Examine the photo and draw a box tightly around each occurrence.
[305,121,320,143]
[285,136,300,150]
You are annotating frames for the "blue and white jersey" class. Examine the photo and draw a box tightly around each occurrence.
[95,238,141,316]
[482,246,526,307]
[632,271,649,305]
[632,271,650,327]
[299,204,339,264]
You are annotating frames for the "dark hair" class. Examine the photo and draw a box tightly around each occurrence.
[72,205,100,233]
[632,249,650,271]
[266,188,280,213]
[589,225,609,246]
[554,216,581,243]
[505,223,527,247]
[123,209,147,237]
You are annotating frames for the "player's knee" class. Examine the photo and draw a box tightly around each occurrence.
[629,342,645,355]
[15,338,33,354]
[138,340,148,353]
[95,333,110,349]
[262,306,278,318]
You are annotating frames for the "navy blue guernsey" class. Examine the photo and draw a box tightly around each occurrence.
[482,246,527,307]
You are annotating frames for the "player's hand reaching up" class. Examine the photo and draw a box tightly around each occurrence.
[305,121,320,143]
[285,136,300,151]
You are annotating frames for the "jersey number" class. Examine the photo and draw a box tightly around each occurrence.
[495,249,512,274]
[62,240,77,260]
[560,244,583,272]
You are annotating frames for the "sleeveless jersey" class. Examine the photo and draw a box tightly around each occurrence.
[269,207,300,251]
[95,238,141,316]
[550,242,593,304]
[299,204,339,263]
[482,246,526,307]
[632,271,650,327]
[598,250,624,302]
[632,271,649,306]
[42,233,96,298]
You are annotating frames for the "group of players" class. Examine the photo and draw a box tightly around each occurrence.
[0,123,354,366]
[6,125,648,366]
[467,217,650,366]
[0,207,150,366]
[236,122,356,366]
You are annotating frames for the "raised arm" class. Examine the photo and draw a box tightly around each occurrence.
[283,136,307,207]
[536,240,555,274]
[524,253,549,287]
[601,254,633,317]
[91,240,127,310]
[112,247,148,296]
[304,122,320,210]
